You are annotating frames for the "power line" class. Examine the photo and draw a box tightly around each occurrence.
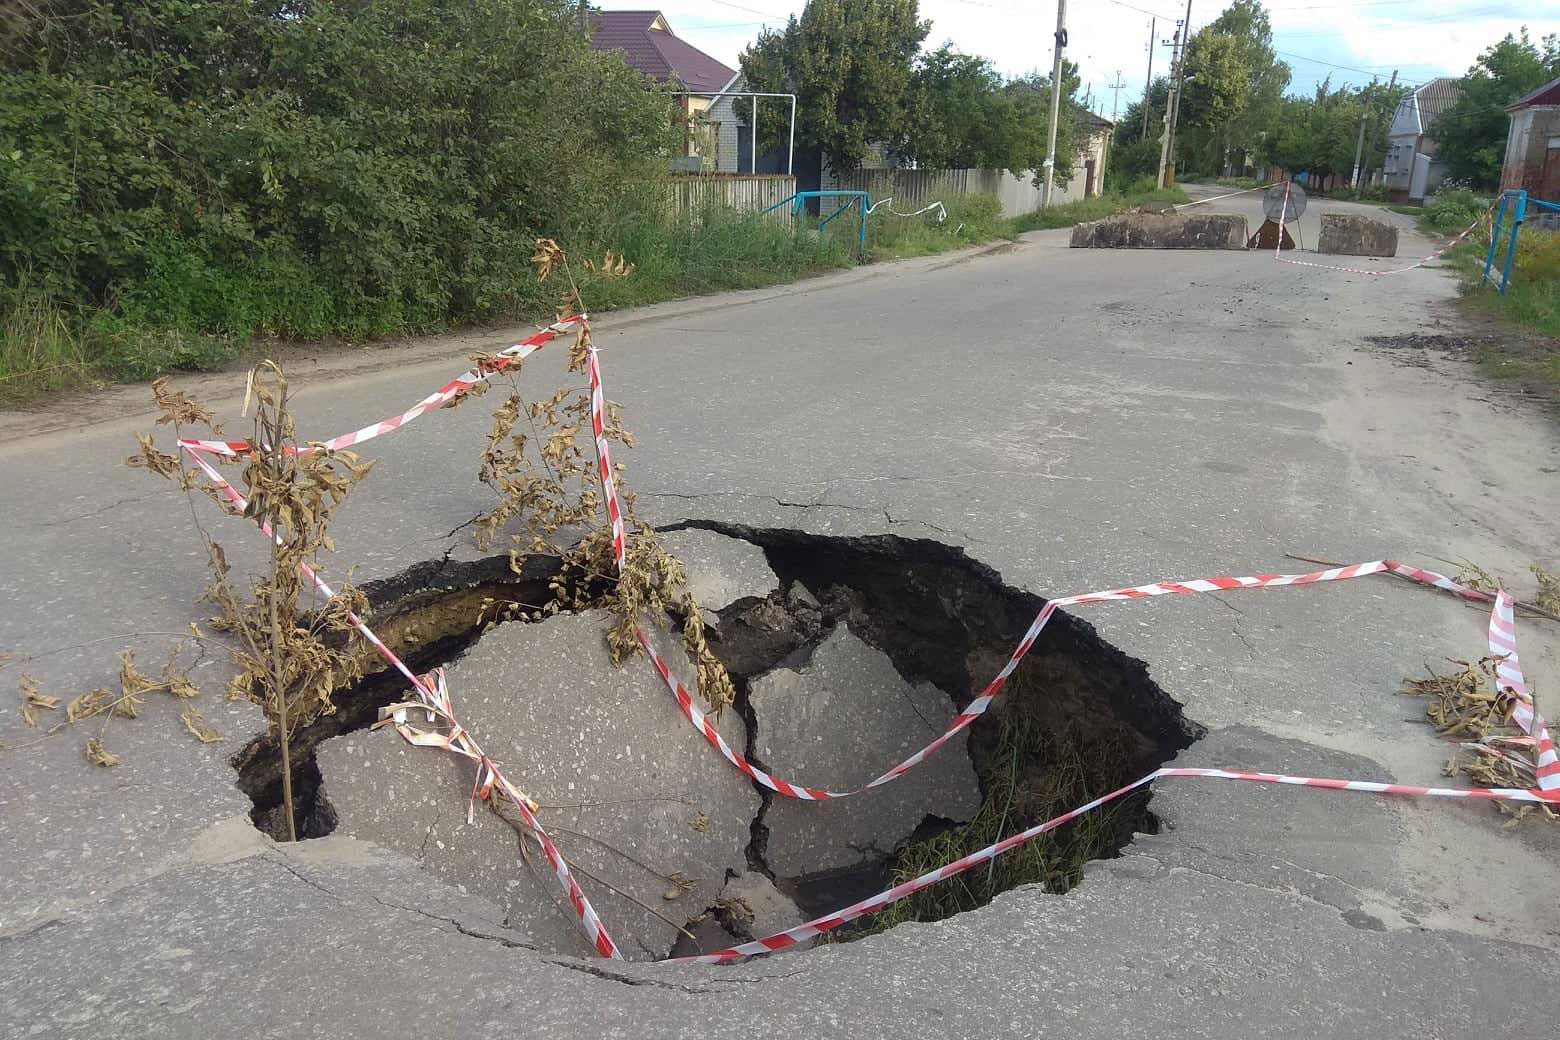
[1103,0,1179,20]
[1272,48,1424,86]
[704,0,791,19]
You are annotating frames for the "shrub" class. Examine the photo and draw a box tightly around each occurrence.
[0,0,677,367]
[1424,189,1489,234]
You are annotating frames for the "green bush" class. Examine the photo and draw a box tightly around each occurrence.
[1424,189,1489,234]
[0,0,677,376]
[1109,138,1162,184]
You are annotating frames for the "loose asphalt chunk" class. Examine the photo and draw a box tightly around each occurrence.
[749,625,981,878]
[658,528,779,611]
[317,609,758,960]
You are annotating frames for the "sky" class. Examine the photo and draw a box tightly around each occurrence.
[597,0,1560,119]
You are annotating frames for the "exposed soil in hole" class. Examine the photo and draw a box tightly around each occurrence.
[233,526,1200,955]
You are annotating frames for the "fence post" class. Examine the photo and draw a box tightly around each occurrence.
[1497,190,1526,296]
[1483,193,1509,289]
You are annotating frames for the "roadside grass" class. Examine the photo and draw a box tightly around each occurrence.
[1,181,1183,405]
[1388,204,1427,217]
[1436,224,1560,407]
[0,283,99,403]
[864,194,1010,260]
[1213,175,1260,189]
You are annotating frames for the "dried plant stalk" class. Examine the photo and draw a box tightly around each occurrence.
[473,240,736,715]
[132,367,374,839]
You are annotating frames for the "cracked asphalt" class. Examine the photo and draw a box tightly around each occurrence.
[2,185,1558,1037]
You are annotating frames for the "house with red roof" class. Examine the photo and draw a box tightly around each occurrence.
[587,9,755,172]
[1501,74,1560,202]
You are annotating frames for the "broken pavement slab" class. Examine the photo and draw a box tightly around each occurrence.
[749,626,981,878]
[317,609,759,960]
[658,527,780,611]
[720,869,811,947]
[1318,213,1399,257]
[1069,212,1248,249]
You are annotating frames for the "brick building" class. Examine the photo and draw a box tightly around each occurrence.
[1501,74,1560,203]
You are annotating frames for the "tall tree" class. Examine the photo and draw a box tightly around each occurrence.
[894,45,1048,173]
[1199,0,1288,174]
[1180,27,1250,173]
[739,0,929,175]
[1434,28,1560,189]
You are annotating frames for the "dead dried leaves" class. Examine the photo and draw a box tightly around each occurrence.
[1401,657,1555,823]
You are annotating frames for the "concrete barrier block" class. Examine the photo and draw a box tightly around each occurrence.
[1318,213,1399,257]
[1069,212,1248,249]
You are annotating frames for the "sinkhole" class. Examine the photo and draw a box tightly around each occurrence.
[233,524,1201,961]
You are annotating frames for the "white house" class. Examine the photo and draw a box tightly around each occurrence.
[1383,78,1461,203]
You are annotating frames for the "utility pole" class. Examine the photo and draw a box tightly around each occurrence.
[1349,107,1368,190]
[1359,69,1398,190]
[1155,23,1181,189]
[1107,71,1127,122]
[1140,17,1155,137]
[1041,0,1067,208]
[1163,0,1193,189]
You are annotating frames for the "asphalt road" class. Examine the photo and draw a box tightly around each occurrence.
[2,185,1557,1037]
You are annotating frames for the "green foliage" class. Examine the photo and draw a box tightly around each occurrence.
[892,46,1071,177]
[1435,29,1560,190]
[1110,136,1164,184]
[1264,79,1368,178]
[1423,189,1488,233]
[740,0,930,175]
[0,275,95,399]
[1472,225,1560,338]
[571,197,854,309]
[0,0,677,370]
[860,715,1143,934]
[865,193,1006,258]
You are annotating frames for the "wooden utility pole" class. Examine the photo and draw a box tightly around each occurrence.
[1041,0,1068,208]
[1359,69,1398,190]
[1349,108,1369,190]
[1163,0,1194,188]
[1156,24,1181,189]
[1140,17,1156,137]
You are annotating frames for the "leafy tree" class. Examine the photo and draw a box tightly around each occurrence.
[1434,28,1560,189]
[739,0,929,175]
[985,61,1083,184]
[1262,78,1368,178]
[1180,28,1250,174]
[0,1,675,338]
[1201,0,1288,172]
[895,45,1031,172]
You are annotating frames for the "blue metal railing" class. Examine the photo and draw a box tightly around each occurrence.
[1483,189,1529,294]
[761,190,871,254]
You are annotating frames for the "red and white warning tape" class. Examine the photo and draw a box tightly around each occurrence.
[669,762,1556,963]
[175,318,1555,965]
[179,434,624,960]
[177,316,583,458]
[1272,179,1493,276]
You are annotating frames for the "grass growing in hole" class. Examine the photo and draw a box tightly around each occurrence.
[861,713,1143,933]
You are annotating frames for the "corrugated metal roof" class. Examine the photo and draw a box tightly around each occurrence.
[1507,74,1560,111]
[1414,77,1461,130]
[588,10,737,93]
